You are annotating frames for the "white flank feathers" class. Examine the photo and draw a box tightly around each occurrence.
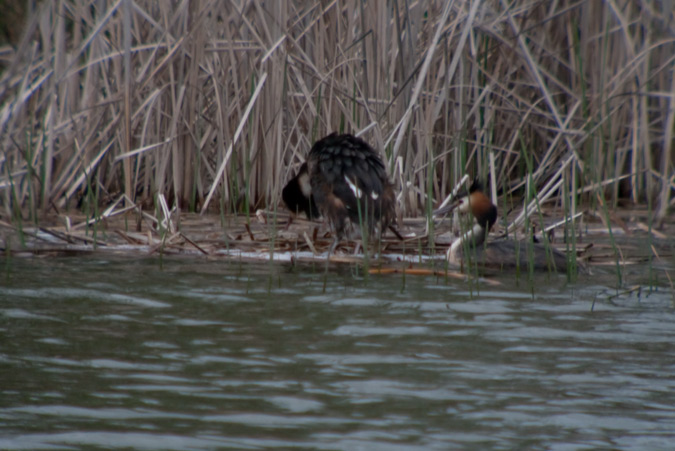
[344,176,362,198]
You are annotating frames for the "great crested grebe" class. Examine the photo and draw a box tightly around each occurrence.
[284,133,396,247]
[434,181,572,272]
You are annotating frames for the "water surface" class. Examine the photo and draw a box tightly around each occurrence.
[1,256,674,450]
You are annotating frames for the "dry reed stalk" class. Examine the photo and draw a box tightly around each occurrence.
[0,0,671,234]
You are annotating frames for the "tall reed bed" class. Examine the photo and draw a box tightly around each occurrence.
[0,1,672,226]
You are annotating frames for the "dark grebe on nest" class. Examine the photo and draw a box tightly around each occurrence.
[434,181,573,272]
[283,133,397,250]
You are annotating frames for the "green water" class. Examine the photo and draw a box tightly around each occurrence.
[1,256,674,449]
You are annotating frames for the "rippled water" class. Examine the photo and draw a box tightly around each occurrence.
[1,256,674,450]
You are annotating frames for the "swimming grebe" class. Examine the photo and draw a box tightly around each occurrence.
[435,181,572,272]
[287,133,395,246]
[282,162,320,220]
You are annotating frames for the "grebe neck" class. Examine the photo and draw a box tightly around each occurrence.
[447,223,488,264]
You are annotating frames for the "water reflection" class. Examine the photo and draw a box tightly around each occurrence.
[1,256,674,449]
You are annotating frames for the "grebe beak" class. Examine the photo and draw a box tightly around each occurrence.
[433,198,463,216]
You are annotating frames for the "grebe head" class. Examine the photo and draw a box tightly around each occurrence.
[457,181,497,231]
[435,180,497,231]
[283,162,320,219]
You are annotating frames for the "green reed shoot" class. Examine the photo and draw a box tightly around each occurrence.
[563,168,578,281]
[646,183,655,293]
[7,169,25,248]
[425,157,435,255]
[598,192,623,288]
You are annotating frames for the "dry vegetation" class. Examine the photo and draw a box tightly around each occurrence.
[0,1,673,245]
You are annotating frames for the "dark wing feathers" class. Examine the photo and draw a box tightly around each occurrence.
[306,133,395,238]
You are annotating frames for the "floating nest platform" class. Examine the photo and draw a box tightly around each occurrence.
[1,202,673,279]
